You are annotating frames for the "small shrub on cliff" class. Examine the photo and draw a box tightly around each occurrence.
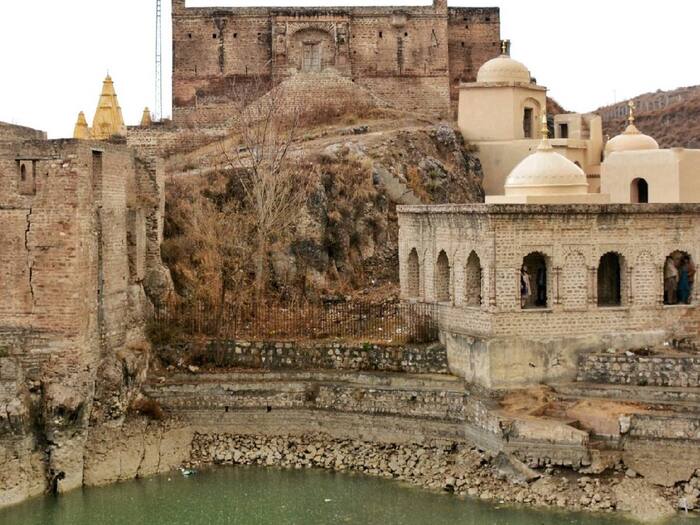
[131,397,165,421]
[146,319,183,347]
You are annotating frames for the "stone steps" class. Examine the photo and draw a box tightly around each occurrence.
[149,369,465,392]
[550,382,700,413]
[145,369,468,424]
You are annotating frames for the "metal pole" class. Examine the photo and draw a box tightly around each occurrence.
[155,0,163,121]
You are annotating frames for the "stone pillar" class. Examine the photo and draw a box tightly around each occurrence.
[553,266,561,306]
[588,266,597,307]
[627,265,634,306]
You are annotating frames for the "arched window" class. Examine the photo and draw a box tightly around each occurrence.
[597,252,624,307]
[435,250,451,303]
[464,251,482,306]
[521,252,548,309]
[664,250,695,305]
[631,178,649,203]
[406,248,420,299]
[20,164,26,181]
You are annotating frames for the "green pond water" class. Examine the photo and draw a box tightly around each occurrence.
[0,467,693,525]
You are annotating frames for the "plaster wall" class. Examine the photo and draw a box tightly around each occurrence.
[602,150,681,203]
[458,84,546,141]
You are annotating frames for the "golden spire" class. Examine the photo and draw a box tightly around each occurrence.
[141,107,153,127]
[73,111,90,140]
[91,75,127,140]
[500,39,510,55]
[537,113,552,151]
[627,100,636,125]
[540,113,549,139]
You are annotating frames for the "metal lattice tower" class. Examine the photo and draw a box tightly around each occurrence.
[155,0,163,121]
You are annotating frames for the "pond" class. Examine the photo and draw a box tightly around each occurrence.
[0,467,689,525]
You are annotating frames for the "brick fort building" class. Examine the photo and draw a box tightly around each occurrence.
[172,0,501,126]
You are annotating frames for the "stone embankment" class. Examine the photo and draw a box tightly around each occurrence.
[188,432,694,522]
[160,340,449,375]
[578,350,700,387]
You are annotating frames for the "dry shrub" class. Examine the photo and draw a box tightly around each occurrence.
[131,397,165,421]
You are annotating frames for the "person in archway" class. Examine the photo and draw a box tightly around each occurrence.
[535,265,547,307]
[664,255,679,304]
[520,265,532,308]
[678,255,692,304]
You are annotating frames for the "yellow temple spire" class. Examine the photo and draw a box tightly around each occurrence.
[141,107,153,127]
[91,75,127,140]
[73,111,90,140]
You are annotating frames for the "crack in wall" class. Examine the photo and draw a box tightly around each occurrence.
[24,207,35,306]
[135,422,150,478]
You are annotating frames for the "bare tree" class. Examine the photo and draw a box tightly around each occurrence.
[222,76,314,302]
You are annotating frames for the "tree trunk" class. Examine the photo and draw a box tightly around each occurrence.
[254,232,267,303]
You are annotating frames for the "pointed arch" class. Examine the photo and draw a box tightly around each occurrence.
[406,248,420,299]
[597,252,625,307]
[435,250,451,303]
[464,251,482,306]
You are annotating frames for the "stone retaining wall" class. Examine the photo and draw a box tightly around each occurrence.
[146,371,465,422]
[577,352,700,387]
[628,414,700,441]
[162,340,449,374]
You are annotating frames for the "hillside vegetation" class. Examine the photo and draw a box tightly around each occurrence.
[598,86,700,148]
[162,112,484,305]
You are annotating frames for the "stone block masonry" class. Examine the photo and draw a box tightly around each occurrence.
[0,122,46,144]
[171,0,500,126]
[578,351,700,387]
[0,136,171,501]
[163,340,449,374]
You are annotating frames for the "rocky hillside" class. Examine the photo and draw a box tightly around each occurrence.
[162,115,484,304]
[597,85,700,148]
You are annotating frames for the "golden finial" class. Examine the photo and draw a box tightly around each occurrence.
[540,113,549,140]
[627,100,636,125]
[501,39,510,55]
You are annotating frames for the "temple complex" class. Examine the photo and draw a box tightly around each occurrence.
[399,51,700,389]
[457,44,604,196]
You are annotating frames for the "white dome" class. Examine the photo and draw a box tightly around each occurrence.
[477,55,531,84]
[505,140,589,196]
[605,124,659,154]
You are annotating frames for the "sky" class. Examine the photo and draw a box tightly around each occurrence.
[1,0,698,138]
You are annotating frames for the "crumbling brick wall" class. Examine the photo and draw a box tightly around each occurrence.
[171,0,500,126]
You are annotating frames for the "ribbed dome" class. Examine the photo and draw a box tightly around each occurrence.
[505,140,589,196]
[605,124,659,154]
[477,55,531,84]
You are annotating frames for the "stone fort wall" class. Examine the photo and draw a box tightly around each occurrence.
[171,0,500,126]
[0,139,166,376]
[0,136,172,499]
[0,122,47,144]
